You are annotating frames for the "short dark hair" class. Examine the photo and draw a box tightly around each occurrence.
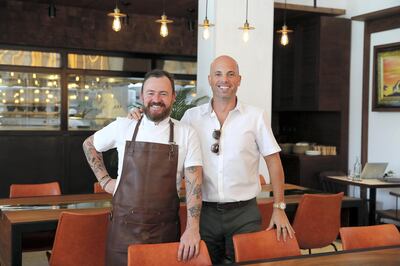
[141,69,175,93]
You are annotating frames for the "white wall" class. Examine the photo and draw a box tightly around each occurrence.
[368,29,400,210]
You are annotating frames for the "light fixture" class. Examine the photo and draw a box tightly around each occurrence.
[199,0,214,40]
[276,0,293,46]
[155,0,173,37]
[107,1,127,32]
[238,0,255,43]
[48,1,56,18]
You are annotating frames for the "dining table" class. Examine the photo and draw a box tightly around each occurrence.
[0,184,362,266]
[230,245,400,266]
[325,175,400,225]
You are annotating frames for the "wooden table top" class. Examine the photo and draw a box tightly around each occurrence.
[238,246,400,266]
[326,175,400,188]
[0,184,360,224]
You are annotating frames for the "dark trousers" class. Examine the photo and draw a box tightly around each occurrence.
[200,198,262,264]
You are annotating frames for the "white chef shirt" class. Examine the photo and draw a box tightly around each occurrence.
[93,116,203,193]
[181,101,280,202]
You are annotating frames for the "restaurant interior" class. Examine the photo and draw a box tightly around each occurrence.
[0,0,400,265]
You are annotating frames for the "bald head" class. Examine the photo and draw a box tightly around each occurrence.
[210,55,240,75]
[208,55,242,102]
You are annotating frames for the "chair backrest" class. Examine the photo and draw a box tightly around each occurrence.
[179,204,187,234]
[319,171,346,193]
[94,182,106,193]
[9,181,61,198]
[292,192,344,249]
[233,229,301,262]
[340,224,400,250]
[128,240,212,266]
[258,201,273,229]
[49,211,109,266]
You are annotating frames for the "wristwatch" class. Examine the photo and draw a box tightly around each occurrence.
[273,202,286,210]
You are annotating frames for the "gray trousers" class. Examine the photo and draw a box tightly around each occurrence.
[200,198,262,264]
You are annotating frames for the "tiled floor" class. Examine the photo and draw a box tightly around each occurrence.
[22,241,343,266]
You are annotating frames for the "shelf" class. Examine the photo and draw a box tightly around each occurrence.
[0,111,59,117]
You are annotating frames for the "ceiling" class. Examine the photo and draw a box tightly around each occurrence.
[13,0,198,18]
[11,0,338,24]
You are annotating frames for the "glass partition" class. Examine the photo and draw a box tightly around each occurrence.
[0,49,61,68]
[0,71,61,130]
[68,75,143,130]
[156,60,197,75]
[68,53,151,72]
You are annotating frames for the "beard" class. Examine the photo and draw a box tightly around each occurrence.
[143,101,172,122]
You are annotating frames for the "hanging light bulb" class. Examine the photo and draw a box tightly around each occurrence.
[156,0,173,37]
[278,25,291,46]
[276,0,293,46]
[107,1,127,32]
[156,14,173,37]
[238,0,255,43]
[199,0,214,40]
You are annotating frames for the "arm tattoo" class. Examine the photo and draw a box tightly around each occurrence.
[83,136,107,178]
[184,166,203,227]
[186,166,197,173]
[188,205,201,218]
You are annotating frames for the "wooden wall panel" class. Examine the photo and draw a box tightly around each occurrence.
[0,0,197,56]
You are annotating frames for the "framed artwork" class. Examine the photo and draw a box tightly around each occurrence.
[372,42,400,111]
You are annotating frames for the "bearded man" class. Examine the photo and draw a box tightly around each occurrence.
[83,69,203,266]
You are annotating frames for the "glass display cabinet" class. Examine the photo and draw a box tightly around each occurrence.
[0,48,198,131]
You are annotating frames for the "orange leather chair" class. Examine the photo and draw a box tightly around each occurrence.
[9,181,62,251]
[128,240,212,266]
[179,204,187,234]
[94,182,106,193]
[49,211,109,266]
[292,192,344,254]
[340,224,400,250]
[9,181,61,198]
[258,201,273,229]
[233,229,301,262]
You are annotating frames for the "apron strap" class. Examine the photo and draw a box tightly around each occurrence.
[131,116,143,142]
[169,119,175,144]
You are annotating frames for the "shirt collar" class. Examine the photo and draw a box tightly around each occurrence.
[200,98,243,116]
[142,115,171,127]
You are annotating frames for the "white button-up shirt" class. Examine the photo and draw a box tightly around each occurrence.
[93,116,203,193]
[181,101,280,202]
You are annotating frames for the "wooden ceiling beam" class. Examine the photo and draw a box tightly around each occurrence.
[274,3,346,16]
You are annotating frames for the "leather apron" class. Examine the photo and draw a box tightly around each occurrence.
[106,117,180,266]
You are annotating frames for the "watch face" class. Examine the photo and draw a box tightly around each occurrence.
[279,202,286,209]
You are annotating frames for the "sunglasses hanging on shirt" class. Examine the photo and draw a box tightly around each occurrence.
[211,129,221,154]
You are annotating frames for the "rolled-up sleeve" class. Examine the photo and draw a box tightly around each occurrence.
[93,120,119,152]
[184,125,203,168]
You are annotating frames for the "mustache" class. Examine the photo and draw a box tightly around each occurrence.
[148,102,166,107]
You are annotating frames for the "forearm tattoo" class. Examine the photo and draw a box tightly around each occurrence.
[188,205,201,218]
[185,166,202,222]
[83,136,107,178]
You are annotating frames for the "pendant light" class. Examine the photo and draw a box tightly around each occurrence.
[276,0,293,46]
[107,1,127,32]
[48,1,56,18]
[156,0,173,38]
[238,0,255,43]
[199,0,214,40]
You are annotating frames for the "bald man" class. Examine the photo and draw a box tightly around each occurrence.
[180,55,294,264]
